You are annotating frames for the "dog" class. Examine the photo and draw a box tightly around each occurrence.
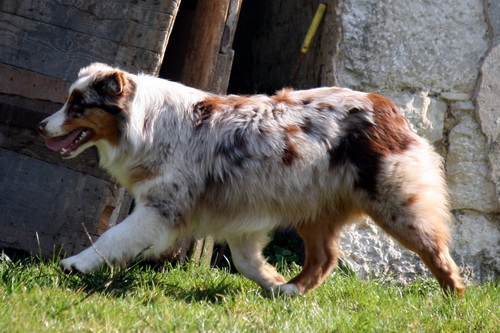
[37,63,464,296]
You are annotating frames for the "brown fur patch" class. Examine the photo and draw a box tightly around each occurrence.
[193,99,217,127]
[198,95,226,110]
[282,139,299,166]
[128,166,158,185]
[273,88,296,103]
[330,94,414,196]
[194,95,253,127]
[300,117,313,133]
[62,108,121,146]
[227,95,253,108]
[93,71,127,95]
[282,125,302,165]
[97,205,115,234]
[91,70,137,114]
[366,93,415,155]
[283,125,302,135]
[403,194,419,207]
[316,102,335,112]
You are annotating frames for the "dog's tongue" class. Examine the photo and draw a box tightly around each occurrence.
[44,129,83,151]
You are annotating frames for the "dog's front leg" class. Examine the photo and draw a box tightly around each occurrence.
[226,231,287,291]
[60,205,178,274]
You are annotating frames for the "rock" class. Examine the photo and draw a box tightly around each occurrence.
[340,212,500,285]
[340,219,431,284]
[335,0,489,93]
[475,44,500,207]
[440,92,470,102]
[451,211,500,282]
[385,91,446,143]
[446,101,500,212]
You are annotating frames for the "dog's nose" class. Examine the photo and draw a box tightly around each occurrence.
[37,121,47,134]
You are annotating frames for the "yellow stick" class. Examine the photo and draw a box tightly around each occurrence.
[300,3,327,54]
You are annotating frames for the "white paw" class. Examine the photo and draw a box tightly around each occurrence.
[270,283,301,296]
[59,252,102,274]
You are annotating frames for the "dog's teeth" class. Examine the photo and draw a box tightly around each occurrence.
[75,130,88,143]
[60,148,67,154]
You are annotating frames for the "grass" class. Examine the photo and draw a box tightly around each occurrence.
[0,254,498,332]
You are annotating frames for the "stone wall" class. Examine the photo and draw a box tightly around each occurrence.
[230,0,500,283]
[324,0,500,284]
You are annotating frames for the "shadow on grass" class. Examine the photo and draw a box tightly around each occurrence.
[57,260,246,304]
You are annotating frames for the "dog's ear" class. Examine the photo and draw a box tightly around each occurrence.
[94,71,127,96]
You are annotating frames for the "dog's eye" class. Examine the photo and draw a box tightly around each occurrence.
[67,103,86,117]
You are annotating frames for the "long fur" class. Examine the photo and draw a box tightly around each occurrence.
[38,63,464,296]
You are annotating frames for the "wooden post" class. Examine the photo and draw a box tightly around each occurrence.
[178,0,243,265]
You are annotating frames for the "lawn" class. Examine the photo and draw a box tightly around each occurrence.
[0,254,498,332]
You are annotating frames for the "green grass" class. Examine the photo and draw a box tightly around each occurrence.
[0,255,498,332]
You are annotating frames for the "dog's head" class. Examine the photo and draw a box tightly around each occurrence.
[37,63,136,158]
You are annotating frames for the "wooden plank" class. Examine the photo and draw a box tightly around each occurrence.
[1,0,179,53]
[177,0,243,263]
[210,48,235,94]
[0,149,132,258]
[180,0,231,90]
[0,94,113,181]
[220,0,243,54]
[0,12,162,80]
[209,0,242,93]
[0,63,70,104]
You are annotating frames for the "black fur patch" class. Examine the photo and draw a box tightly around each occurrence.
[145,195,182,222]
[66,87,123,118]
[215,128,251,168]
[282,135,299,166]
[329,110,381,197]
[66,90,86,118]
[330,105,414,197]
[193,100,215,127]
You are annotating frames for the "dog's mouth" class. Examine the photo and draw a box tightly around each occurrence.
[44,128,93,158]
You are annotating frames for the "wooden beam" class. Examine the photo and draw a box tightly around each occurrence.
[210,0,243,93]
[180,0,231,90]
[1,0,179,50]
[0,63,70,104]
[0,12,161,80]
[178,0,243,264]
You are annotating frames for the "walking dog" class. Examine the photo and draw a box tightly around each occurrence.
[38,63,464,296]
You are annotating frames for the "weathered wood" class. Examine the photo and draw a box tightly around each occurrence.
[210,50,235,94]
[180,0,231,90]
[0,63,70,104]
[0,149,132,257]
[178,0,242,263]
[209,0,242,93]
[0,12,161,80]
[1,0,179,59]
[220,0,243,54]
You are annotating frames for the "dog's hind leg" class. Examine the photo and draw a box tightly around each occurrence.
[60,205,179,274]
[226,231,287,291]
[276,219,344,295]
[366,195,465,297]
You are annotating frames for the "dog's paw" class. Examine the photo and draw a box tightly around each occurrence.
[59,255,99,274]
[270,283,301,296]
